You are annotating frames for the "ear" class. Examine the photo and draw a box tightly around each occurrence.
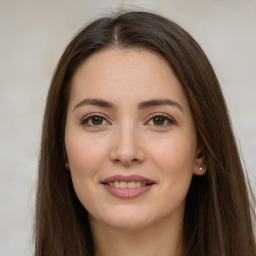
[65,162,70,171]
[63,143,69,162]
[193,144,207,176]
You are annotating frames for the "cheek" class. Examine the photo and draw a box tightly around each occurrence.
[150,135,196,193]
[151,134,196,170]
[65,135,108,206]
[67,137,108,175]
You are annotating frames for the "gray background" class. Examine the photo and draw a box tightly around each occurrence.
[0,0,255,255]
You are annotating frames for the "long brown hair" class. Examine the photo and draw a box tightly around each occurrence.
[35,10,256,256]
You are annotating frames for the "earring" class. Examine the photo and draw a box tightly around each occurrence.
[199,166,203,171]
[65,163,69,171]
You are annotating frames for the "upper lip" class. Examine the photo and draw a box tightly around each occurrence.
[101,175,155,184]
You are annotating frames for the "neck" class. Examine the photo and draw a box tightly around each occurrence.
[90,214,184,256]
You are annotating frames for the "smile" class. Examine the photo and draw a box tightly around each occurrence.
[107,181,147,188]
[101,175,155,199]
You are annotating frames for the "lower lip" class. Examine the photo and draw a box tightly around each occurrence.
[103,184,154,199]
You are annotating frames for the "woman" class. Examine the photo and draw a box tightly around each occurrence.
[35,10,256,256]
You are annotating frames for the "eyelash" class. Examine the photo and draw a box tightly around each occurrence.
[80,113,175,127]
[80,113,109,127]
[146,113,175,127]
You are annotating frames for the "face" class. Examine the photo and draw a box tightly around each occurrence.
[65,48,204,231]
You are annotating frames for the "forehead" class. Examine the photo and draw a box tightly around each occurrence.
[69,47,189,109]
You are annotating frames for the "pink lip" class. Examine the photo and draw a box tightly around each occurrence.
[101,175,155,199]
[101,175,155,184]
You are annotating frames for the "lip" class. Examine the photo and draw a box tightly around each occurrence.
[102,175,155,184]
[101,175,155,199]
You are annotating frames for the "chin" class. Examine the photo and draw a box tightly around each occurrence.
[105,217,153,231]
[90,206,155,231]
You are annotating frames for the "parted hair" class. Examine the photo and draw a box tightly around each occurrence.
[35,10,256,256]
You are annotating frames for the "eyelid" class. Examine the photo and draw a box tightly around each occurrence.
[80,112,176,127]
[80,113,111,126]
[145,112,176,126]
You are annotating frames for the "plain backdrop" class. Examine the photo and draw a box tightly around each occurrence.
[0,0,255,255]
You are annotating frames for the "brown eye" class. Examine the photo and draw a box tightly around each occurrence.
[147,114,175,127]
[81,114,109,127]
[91,116,103,125]
[153,116,165,125]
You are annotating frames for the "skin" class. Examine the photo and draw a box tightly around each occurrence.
[65,47,206,256]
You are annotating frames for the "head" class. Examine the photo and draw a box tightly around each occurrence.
[35,10,255,256]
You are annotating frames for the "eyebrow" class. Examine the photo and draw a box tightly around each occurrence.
[138,99,183,112]
[73,98,115,111]
[73,98,183,113]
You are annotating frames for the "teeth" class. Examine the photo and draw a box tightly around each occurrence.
[128,181,136,188]
[120,181,127,188]
[136,181,141,187]
[108,181,147,188]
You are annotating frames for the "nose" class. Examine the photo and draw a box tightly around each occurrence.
[109,123,146,167]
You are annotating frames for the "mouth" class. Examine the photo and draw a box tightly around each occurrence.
[105,181,149,188]
[101,175,155,199]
